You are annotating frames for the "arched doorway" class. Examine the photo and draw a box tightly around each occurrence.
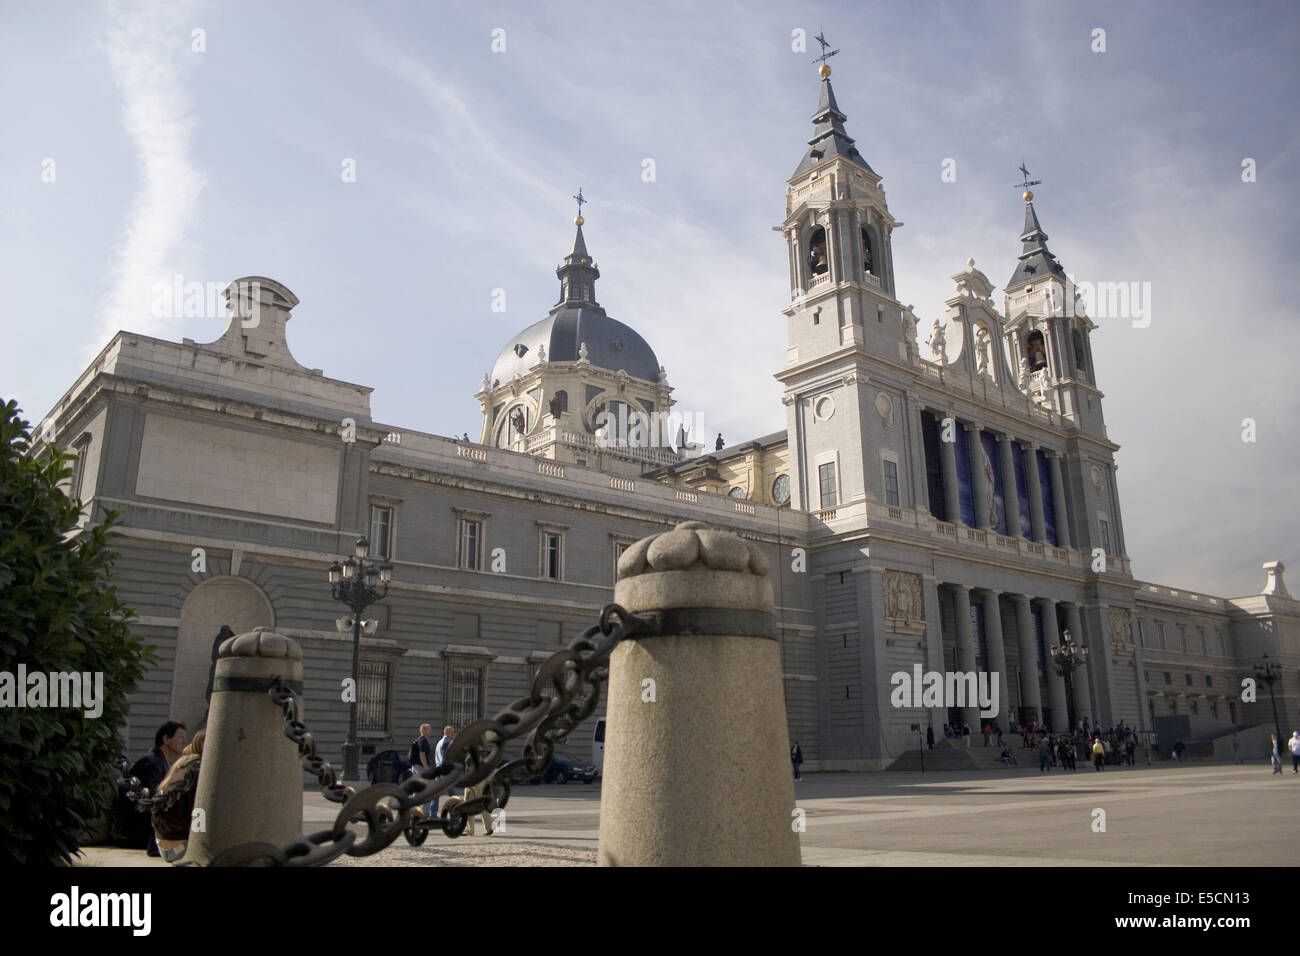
[172,576,274,730]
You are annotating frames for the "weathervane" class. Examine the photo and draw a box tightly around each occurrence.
[812,29,839,66]
[572,187,587,220]
[1013,160,1042,193]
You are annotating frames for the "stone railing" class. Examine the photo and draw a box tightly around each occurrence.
[456,445,488,462]
[537,460,565,478]
[675,489,699,503]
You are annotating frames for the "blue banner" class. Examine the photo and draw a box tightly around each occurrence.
[954,421,975,527]
[980,431,1007,534]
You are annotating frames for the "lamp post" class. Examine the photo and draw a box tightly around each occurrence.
[1252,655,1284,761]
[328,537,393,782]
[1049,628,1089,733]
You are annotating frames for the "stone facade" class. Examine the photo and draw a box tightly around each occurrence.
[31,72,1299,774]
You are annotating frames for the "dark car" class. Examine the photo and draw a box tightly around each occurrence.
[529,752,597,785]
[366,749,413,784]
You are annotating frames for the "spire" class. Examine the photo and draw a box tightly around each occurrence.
[1007,188,1065,288]
[556,188,600,307]
[791,46,875,179]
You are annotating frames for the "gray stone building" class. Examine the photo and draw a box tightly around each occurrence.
[34,65,1298,773]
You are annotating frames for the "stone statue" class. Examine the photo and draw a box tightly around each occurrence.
[929,319,947,365]
[536,343,546,364]
[1018,357,1031,389]
[975,328,990,375]
[883,571,923,626]
[578,341,589,363]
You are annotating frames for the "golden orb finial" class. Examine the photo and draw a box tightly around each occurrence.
[1023,189,1034,202]
[574,214,584,226]
[818,63,832,78]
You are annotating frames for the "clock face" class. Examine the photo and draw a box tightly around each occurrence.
[729,486,747,499]
[772,474,790,505]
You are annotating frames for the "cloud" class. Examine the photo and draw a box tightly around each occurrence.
[96,0,205,349]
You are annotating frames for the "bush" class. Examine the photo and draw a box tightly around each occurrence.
[0,399,153,865]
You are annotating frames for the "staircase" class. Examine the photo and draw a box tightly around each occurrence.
[885,736,1014,772]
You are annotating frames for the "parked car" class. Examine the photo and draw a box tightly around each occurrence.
[528,751,597,785]
[366,749,413,784]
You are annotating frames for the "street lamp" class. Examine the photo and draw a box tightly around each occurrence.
[1252,655,1284,762]
[328,537,393,781]
[1049,628,1089,732]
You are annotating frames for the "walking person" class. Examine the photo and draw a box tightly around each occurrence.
[926,726,934,751]
[962,722,971,748]
[1038,736,1052,772]
[432,724,455,815]
[791,741,804,781]
[1092,737,1105,771]
[1173,739,1186,764]
[1289,732,1300,774]
[1271,734,1284,774]
[1232,734,1244,765]
[1143,737,1152,766]
[410,723,437,818]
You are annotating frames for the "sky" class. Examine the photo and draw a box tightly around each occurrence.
[2,0,1297,599]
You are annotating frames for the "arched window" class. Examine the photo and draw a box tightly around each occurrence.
[548,390,568,418]
[1072,329,1087,371]
[497,404,531,448]
[1025,330,1047,371]
[807,227,828,277]
[860,227,874,277]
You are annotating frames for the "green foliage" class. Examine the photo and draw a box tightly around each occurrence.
[0,399,153,865]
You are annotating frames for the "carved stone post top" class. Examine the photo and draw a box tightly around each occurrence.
[1262,561,1291,599]
[615,521,774,615]
[218,626,302,661]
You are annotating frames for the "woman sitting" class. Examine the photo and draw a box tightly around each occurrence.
[151,730,205,863]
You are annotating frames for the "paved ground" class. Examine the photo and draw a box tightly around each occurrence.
[76,761,1297,866]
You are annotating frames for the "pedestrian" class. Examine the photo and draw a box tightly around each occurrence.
[1056,736,1072,771]
[1125,738,1136,767]
[432,724,455,815]
[926,725,934,751]
[1173,739,1186,764]
[1021,725,1030,749]
[962,722,971,748]
[411,723,437,817]
[1232,734,1243,765]
[1143,738,1152,765]
[1037,736,1052,772]
[1290,732,1300,774]
[983,723,991,747]
[791,741,804,781]
[124,720,188,855]
[152,730,205,863]
[1092,737,1105,771]
[1271,734,1283,774]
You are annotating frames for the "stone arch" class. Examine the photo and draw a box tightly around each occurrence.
[172,575,274,731]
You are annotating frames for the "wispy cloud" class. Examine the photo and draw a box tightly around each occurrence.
[96,0,204,348]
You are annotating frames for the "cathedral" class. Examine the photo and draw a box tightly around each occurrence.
[36,62,1297,772]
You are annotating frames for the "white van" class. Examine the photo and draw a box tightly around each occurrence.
[593,718,606,773]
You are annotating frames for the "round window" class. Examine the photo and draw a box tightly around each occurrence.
[772,474,791,505]
[729,487,747,499]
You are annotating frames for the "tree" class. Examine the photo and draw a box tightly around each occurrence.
[0,399,153,865]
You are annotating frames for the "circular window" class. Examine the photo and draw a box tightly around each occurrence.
[729,486,747,499]
[772,474,791,505]
[814,394,835,422]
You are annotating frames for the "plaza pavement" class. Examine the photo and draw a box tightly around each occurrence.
[76,760,1296,866]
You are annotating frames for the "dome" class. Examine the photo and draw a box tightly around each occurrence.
[487,216,661,386]
[490,305,660,384]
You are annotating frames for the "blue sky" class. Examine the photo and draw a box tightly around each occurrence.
[2,0,1297,598]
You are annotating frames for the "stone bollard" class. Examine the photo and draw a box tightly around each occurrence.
[184,626,304,865]
[597,520,801,866]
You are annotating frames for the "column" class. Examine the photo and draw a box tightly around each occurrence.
[1013,595,1042,726]
[1039,598,1070,732]
[952,585,980,734]
[997,435,1022,538]
[1023,441,1046,542]
[1048,451,1071,548]
[907,398,929,513]
[966,424,991,529]
[825,210,840,284]
[980,589,1011,732]
[939,416,961,524]
[1064,602,1092,728]
[788,229,803,295]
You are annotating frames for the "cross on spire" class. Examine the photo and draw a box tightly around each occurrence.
[1013,160,1042,192]
[812,29,839,65]
[572,187,587,218]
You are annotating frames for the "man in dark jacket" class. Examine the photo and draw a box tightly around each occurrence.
[122,721,187,853]
[791,742,803,781]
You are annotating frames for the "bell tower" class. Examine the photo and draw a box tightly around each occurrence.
[775,45,912,512]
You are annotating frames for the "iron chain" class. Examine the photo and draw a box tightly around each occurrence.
[208,602,641,866]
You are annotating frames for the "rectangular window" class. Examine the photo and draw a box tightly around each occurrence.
[1098,517,1111,553]
[1156,621,1167,650]
[357,661,390,733]
[450,666,481,728]
[1170,697,1178,715]
[613,541,630,583]
[71,434,92,501]
[818,462,837,509]
[1143,670,1150,684]
[458,519,482,570]
[1163,672,1172,685]
[883,458,900,506]
[1184,673,1193,686]
[541,532,563,580]
[1205,674,1212,687]
[1210,701,1218,719]
[1197,627,1207,655]
[1189,698,1198,715]
[369,505,393,559]
[1136,619,1145,648]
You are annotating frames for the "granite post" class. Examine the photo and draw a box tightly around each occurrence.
[597,520,801,866]
[184,626,304,865]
